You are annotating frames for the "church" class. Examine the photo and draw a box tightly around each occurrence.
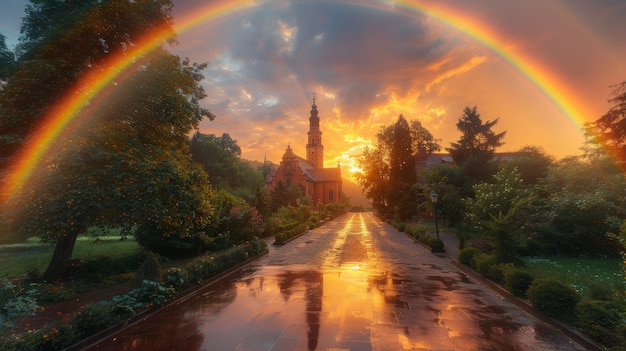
[265,99,343,206]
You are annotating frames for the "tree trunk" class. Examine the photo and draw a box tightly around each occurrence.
[42,230,79,282]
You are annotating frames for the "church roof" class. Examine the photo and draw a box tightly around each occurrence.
[305,167,342,182]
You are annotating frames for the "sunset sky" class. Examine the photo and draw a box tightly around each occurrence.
[2,0,626,179]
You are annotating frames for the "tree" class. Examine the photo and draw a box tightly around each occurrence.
[446,106,505,185]
[190,131,263,201]
[1,0,213,280]
[0,34,15,82]
[356,146,390,215]
[531,157,626,256]
[463,166,534,262]
[586,81,626,168]
[388,115,417,221]
[504,146,554,185]
[410,119,441,154]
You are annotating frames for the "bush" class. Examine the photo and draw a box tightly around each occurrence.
[527,278,580,322]
[576,300,622,347]
[504,268,534,297]
[475,254,497,277]
[134,251,162,284]
[457,247,482,268]
[164,267,189,290]
[428,237,445,253]
[405,223,427,238]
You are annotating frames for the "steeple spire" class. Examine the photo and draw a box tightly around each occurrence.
[306,95,323,168]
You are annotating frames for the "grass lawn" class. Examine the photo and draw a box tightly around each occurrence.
[524,256,624,298]
[0,236,143,277]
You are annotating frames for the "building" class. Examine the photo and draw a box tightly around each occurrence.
[265,99,342,206]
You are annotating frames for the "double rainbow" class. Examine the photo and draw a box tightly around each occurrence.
[0,0,588,203]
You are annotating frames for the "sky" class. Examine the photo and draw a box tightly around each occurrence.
[1,0,626,179]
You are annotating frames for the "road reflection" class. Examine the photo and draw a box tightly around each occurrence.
[87,214,399,350]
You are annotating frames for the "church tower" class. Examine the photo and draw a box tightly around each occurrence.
[306,97,324,168]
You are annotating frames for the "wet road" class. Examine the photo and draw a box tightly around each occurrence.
[85,213,588,351]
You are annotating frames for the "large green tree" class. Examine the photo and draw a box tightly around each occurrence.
[189,131,264,201]
[1,0,214,280]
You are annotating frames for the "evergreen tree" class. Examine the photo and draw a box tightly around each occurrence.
[446,106,506,189]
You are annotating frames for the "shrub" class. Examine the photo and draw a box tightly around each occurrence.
[527,278,580,322]
[585,282,614,301]
[164,267,189,291]
[134,251,162,284]
[405,223,427,238]
[71,303,117,339]
[457,247,481,268]
[504,268,534,297]
[428,237,445,253]
[475,254,497,277]
[576,300,622,347]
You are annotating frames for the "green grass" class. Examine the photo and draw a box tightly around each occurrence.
[0,236,143,277]
[524,256,624,298]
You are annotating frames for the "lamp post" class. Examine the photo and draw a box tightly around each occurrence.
[429,192,440,238]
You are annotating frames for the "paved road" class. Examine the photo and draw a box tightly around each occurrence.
[85,212,588,351]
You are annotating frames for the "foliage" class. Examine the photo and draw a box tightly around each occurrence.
[410,119,441,154]
[0,34,15,81]
[504,146,554,185]
[523,256,624,300]
[388,115,417,221]
[503,268,534,297]
[405,223,428,238]
[355,146,390,215]
[357,116,438,219]
[0,280,40,328]
[527,278,580,322]
[222,205,265,243]
[531,157,626,256]
[447,106,506,166]
[576,300,622,347]
[190,132,264,201]
[457,247,482,269]
[464,167,534,262]
[585,81,626,167]
[274,223,309,245]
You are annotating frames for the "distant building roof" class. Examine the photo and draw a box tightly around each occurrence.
[305,167,342,182]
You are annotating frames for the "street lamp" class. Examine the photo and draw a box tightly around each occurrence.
[429,192,440,238]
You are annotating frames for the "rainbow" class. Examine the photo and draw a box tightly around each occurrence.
[0,0,589,203]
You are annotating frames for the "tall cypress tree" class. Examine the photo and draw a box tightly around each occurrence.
[388,115,417,221]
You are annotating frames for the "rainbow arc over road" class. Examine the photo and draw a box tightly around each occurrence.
[0,0,589,203]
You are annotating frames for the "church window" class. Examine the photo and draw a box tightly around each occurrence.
[329,190,334,201]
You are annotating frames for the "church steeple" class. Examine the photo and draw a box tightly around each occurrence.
[306,96,324,168]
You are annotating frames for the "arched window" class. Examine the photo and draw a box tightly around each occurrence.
[329,190,334,202]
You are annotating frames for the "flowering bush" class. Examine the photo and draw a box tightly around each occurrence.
[224,205,265,243]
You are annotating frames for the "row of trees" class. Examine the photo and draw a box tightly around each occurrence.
[357,84,626,259]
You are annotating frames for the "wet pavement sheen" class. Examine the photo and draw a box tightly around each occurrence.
[85,213,588,351]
